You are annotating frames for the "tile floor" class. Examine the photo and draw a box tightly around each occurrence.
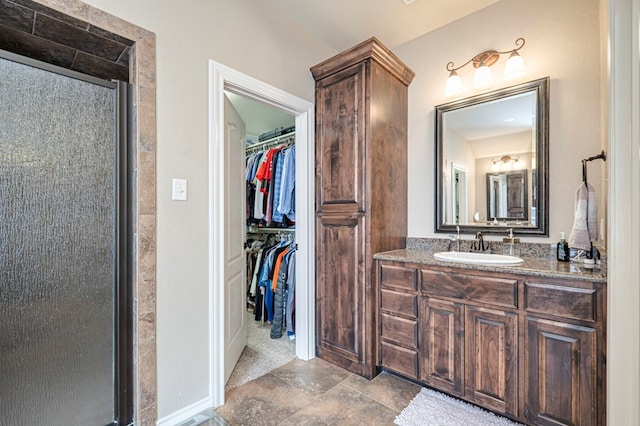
[209,357,421,425]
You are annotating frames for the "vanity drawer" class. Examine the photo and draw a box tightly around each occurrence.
[421,269,518,309]
[524,281,597,322]
[380,313,418,349]
[380,341,419,379]
[380,289,418,319]
[379,263,417,291]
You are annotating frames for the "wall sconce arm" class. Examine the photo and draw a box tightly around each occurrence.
[446,38,525,73]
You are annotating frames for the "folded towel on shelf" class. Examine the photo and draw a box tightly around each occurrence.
[568,182,598,250]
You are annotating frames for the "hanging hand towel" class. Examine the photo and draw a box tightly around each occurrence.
[568,182,598,250]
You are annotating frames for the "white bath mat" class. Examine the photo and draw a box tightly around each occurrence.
[395,387,523,426]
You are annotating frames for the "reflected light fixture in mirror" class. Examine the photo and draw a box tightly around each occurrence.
[445,37,526,97]
[491,154,521,171]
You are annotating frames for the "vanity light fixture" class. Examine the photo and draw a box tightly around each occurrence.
[491,154,520,171]
[445,37,526,97]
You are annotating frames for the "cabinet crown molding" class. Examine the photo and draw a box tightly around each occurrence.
[310,37,415,85]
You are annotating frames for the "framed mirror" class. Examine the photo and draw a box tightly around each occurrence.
[435,77,549,235]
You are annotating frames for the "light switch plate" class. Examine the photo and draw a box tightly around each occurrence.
[172,178,187,201]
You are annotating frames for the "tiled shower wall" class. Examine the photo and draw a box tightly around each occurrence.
[13,1,158,424]
[0,0,132,81]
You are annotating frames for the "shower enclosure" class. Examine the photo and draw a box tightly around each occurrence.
[0,51,132,425]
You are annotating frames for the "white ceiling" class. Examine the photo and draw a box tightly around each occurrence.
[225,92,294,142]
[229,0,501,138]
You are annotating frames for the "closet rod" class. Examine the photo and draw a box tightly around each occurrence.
[247,225,295,234]
[246,132,295,154]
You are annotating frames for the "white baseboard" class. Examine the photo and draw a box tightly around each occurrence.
[156,397,212,426]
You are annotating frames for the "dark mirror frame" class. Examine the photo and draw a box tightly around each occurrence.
[435,77,549,236]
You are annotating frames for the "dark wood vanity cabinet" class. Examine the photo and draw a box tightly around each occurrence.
[464,305,518,415]
[524,317,597,425]
[311,38,414,378]
[419,267,519,417]
[378,263,419,380]
[377,259,606,425]
[420,297,464,395]
[522,279,603,425]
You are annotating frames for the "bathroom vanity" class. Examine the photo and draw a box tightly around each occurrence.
[375,249,606,426]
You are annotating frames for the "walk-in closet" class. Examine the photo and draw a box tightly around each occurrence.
[224,92,297,391]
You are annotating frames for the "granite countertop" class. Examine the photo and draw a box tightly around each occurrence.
[374,248,607,283]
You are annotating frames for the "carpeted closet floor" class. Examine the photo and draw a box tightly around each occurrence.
[224,310,297,392]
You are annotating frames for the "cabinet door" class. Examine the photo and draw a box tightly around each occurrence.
[465,306,518,416]
[315,62,366,213]
[524,317,597,425]
[316,213,374,376]
[420,297,464,395]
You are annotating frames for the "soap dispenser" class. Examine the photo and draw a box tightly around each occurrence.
[557,232,570,262]
[503,228,520,256]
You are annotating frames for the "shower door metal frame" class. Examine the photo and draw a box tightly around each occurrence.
[0,49,134,426]
[115,78,134,426]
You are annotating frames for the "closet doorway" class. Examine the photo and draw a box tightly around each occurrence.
[225,91,297,391]
[208,61,315,408]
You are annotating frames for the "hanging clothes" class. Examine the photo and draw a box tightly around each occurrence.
[244,129,297,340]
[271,248,296,339]
[277,145,296,222]
[245,143,295,227]
[284,252,296,339]
[247,237,296,339]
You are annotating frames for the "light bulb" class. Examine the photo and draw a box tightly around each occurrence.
[473,64,492,89]
[504,51,525,80]
[444,71,462,97]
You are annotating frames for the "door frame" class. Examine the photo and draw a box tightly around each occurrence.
[208,61,315,407]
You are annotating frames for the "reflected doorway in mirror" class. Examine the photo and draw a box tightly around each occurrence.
[450,163,468,225]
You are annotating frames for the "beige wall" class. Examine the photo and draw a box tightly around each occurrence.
[395,0,604,243]
[81,0,333,418]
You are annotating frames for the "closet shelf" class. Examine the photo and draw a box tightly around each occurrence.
[245,132,295,155]
[247,225,295,234]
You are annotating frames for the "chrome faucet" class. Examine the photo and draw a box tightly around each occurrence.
[471,231,488,252]
[448,225,461,251]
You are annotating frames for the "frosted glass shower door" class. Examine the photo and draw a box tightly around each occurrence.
[0,55,125,425]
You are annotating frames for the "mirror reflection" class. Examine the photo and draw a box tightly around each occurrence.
[486,170,528,221]
[435,77,549,235]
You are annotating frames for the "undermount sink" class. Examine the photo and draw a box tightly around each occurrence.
[434,251,524,266]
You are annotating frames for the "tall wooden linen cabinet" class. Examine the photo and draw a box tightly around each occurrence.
[311,38,414,378]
